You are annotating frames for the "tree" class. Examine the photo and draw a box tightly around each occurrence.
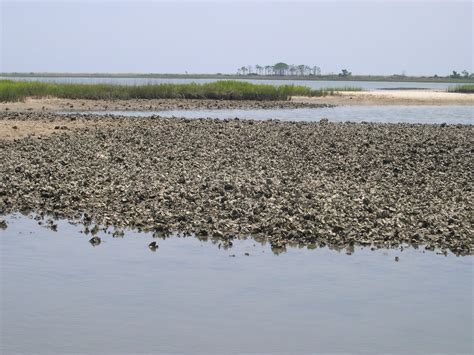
[297,64,306,76]
[312,66,321,76]
[273,62,289,76]
[461,70,470,78]
[289,65,297,76]
[238,62,322,76]
[339,69,352,77]
[450,70,461,79]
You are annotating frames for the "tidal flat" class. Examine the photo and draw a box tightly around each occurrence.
[1,89,472,113]
[0,112,472,255]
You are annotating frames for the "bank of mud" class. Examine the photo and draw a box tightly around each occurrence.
[0,97,333,113]
[0,112,472,255]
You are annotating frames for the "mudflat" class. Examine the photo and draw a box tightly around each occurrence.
[0,118,122,140]
[0,90,472,113]
[1,112,472,255]
[0,98,331,113]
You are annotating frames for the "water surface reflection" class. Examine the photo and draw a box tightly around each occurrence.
[1,215,472,354]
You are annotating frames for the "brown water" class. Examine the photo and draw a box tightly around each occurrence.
[1,214,472,354]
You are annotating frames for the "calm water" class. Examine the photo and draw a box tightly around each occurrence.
[83,105,473,124]
[1,214,472,354]
[0,76,464,91]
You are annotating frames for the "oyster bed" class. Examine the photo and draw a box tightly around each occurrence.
[2,97,334,113]
[0,112,472,255]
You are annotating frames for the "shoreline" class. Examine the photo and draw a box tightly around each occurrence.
[292,90,473,106]
[0,90,471,112]
[2,72,473,84]
[1,112,472,255]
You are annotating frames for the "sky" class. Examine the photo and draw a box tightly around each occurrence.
[1,0,472,75]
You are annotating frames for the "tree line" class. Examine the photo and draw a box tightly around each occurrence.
[449,70,473,79]
[237,63,474,79]
[237,63,322,76]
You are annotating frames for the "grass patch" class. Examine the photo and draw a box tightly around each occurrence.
[0,80,362,102]
[313,87,363,95]
[448,84,474,93]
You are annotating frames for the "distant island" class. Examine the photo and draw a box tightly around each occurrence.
[2,67,474,84]
[233,63,473,81]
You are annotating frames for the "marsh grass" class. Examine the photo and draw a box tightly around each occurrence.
[448,85,474,93]
[0,80,362,102]
[314,87,363,95]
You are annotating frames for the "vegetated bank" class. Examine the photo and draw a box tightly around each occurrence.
[0,80,361,102]
[0,112,472,256]
[448,84,474,93]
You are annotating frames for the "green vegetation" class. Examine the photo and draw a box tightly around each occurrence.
[448,84,474,93]
[450,70,474,79]
[339,69,352,78]
[239,63,320,76]
[0,80,362,102]
[237,63,474,81]
[315,86,362,94]
[3,72,472,83]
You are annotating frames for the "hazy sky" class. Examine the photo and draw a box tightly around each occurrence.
[1,0,472,75]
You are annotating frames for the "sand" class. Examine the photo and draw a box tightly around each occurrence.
[292,90,474,106]
[0,118,119,140]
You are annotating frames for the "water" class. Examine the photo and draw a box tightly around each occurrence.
[1,214,472,354]
[1,75,464,91]
[82,105,474,124]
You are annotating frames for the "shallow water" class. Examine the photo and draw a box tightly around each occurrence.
[0,75,464,91]
[1,214,472,354]
[84,105,473,124]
